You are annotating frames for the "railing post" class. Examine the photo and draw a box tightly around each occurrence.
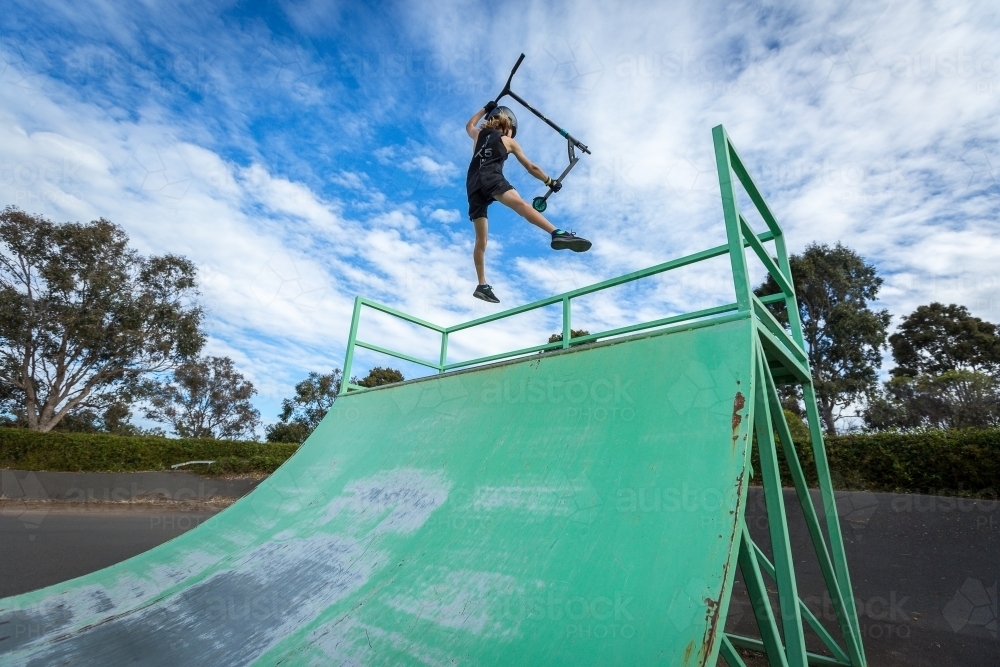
[340,297,363,396]
[713,124,754,313]
[773,233,806,351]
[802,382,867,664]
[562,297,571,349]
[438,331,449,373]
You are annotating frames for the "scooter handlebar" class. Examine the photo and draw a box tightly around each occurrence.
[493,54,592,155]
[495,53,525,102]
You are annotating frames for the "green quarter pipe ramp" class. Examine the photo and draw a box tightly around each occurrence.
[0,126,867,667]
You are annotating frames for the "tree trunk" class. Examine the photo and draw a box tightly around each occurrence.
[820,399,837,435]
[25,398,38,430]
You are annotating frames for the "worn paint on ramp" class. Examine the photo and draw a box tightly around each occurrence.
[0,317,755,666]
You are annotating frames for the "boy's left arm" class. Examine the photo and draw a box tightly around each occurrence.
[507,139,558,188]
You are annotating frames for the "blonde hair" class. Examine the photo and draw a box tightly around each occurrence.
[482,111,513,135]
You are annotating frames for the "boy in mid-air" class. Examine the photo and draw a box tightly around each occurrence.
[465,101,592,303]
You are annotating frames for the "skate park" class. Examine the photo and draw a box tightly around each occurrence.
[2,2,999,666]
[3,126,998,666]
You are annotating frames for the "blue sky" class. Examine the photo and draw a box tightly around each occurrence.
[1,0,998,432]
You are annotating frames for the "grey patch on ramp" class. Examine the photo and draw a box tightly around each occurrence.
[322,468,452,534]
[0,602,74,653]
[5,535,378,666]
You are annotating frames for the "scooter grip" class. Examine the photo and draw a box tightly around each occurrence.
[509,53,526,77]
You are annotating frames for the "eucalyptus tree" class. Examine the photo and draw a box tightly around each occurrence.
[0,207,203,432]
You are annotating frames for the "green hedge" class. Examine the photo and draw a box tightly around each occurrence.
[3,425,998,498]
[824,429,1000,497]
[749,416,1000,497]
[0,427,297,476]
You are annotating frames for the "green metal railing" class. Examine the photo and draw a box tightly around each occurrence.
[337,124,866,667]
[338,228,798,394]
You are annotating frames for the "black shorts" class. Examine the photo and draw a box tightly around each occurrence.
[468,174,514,220]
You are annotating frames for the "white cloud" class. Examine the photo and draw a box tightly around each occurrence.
[330,170,367,190]
[376,142,462,188]
[280,0,345,38]
[428,208,460,223]
[402,154,458,186]
[372,146,396,164]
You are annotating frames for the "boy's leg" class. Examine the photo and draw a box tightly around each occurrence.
[473,216,489,285]
[494,189,556,233]
[495,187,592,252]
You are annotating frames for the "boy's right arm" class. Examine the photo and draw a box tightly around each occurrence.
[465,111,484,141]
[465,101,497,140]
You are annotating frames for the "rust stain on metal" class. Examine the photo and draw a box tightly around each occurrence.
[696,467,748,665]
[731,391,746,452]
[698,595,721,664]
[731,392,745,431]
[683,639,695,664]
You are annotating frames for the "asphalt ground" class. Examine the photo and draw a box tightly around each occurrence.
[0,469,261,502]
[729,488,999,667]
[1,488,997,666]
[0,504,225,599]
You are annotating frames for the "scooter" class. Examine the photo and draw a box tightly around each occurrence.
[493,54,592,213]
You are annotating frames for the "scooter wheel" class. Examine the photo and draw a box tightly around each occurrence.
[532,197,547,212]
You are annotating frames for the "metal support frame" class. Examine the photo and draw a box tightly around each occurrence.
[714,124,867,667]
[336,124,868,667]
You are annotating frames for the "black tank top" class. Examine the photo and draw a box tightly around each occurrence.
[466,129,508,192]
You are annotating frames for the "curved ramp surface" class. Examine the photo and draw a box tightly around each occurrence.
[0,319,754,666]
